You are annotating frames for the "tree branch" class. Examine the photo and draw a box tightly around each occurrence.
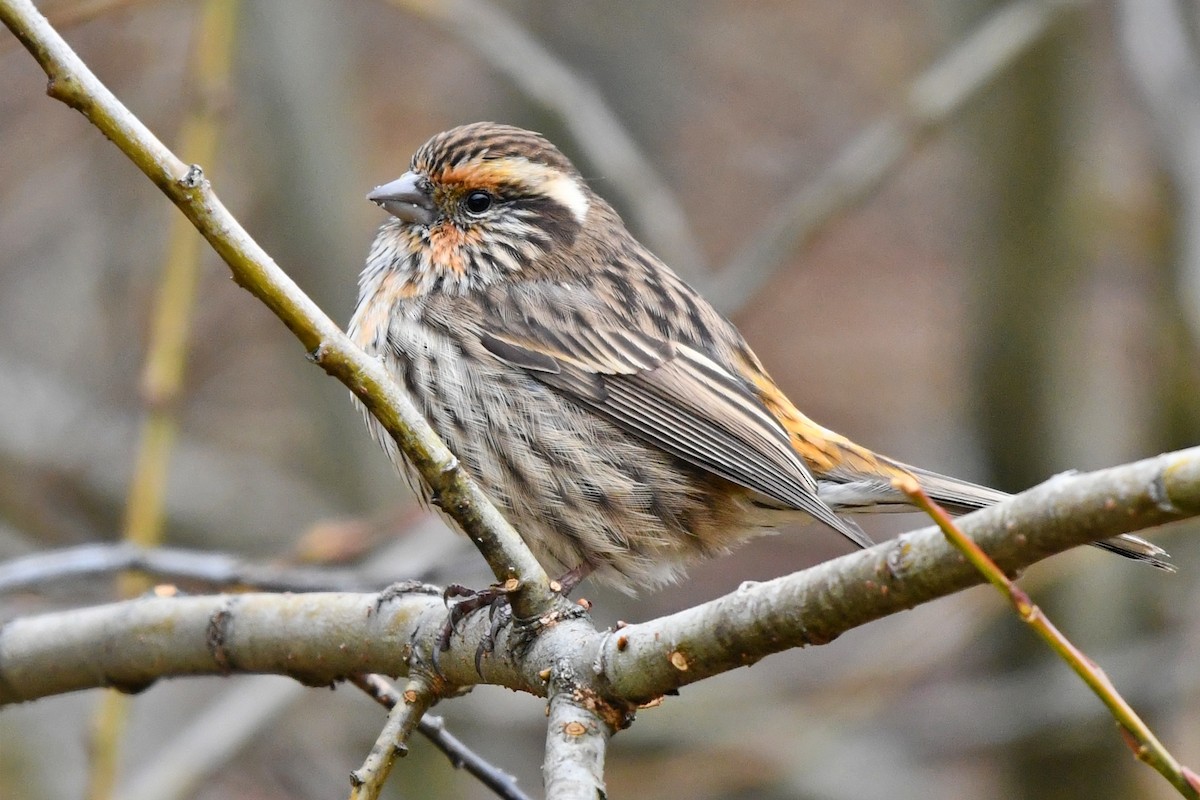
[599,447,1198,701]
[3,447,1196,709]
[351,674,533,800]
[543,688,610,799]
[0,0,556,620]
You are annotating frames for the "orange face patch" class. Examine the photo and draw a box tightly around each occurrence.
[428,222,487,276]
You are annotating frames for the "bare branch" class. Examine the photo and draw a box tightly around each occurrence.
[0,0,556,620]
[351,675,533,800]
[543,689,610,799]
[600,447,1199,702]
[3,447,1196,710]
[350,677,437,800]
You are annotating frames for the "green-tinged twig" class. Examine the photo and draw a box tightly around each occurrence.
[122,0,237,568]
[0,0,556,621]
[350,674,533,800]
[350,677,436,800]
[85,693,130,800]
[896,474,1200,799]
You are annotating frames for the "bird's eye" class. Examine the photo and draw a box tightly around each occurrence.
[463,190,493,215]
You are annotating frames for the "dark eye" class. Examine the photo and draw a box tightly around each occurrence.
[463,190,493,214]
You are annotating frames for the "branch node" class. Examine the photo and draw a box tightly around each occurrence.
[179,163,205,189]
[205,598,235,674]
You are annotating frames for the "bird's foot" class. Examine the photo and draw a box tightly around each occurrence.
[433,582,515,676]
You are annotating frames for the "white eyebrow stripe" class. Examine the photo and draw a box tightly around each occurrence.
[538,171,590,225]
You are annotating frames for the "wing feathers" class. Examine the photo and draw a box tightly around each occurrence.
[475,306,872,549]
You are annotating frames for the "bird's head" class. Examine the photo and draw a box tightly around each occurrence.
[366,122,597,293]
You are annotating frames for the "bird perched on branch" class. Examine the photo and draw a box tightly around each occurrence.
[350,121,1169,595]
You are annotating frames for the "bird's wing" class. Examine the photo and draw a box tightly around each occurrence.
[471,290,872,549]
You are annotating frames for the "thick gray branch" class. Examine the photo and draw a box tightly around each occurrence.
[603,448,1200,700]
[3,448,1196,710]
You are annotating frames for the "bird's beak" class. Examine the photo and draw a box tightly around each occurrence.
[367,172,435,225]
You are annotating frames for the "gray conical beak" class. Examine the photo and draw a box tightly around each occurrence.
[367,172,435,225]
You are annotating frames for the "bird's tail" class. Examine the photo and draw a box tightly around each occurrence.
[804,433,1173,572]
[764,385,1172,570]
[901,463,1173,571]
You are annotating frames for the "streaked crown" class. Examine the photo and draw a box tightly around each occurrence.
[411,122,580,178]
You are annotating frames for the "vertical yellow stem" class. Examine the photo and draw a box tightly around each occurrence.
[88,2,239,798]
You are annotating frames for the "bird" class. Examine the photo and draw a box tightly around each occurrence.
[349,121,1170,595]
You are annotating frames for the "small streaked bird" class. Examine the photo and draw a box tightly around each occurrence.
[349,122,1170,594]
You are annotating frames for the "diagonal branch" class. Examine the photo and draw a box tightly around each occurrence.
[0,0,556,620]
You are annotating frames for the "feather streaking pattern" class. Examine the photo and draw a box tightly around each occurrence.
[349,121,1172,591]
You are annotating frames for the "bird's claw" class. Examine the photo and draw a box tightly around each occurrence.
[432,582,515,677]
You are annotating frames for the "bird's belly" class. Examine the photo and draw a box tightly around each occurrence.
[367,317,775,592]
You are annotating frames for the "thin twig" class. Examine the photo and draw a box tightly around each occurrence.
[351,674,532,800]
[384,0,706,274]
[709,0,1087,312]
[0,542,383,594]
[350,677,436,800]
[896,475,1200,799]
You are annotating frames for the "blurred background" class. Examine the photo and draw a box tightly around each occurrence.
[2,0,1200,798]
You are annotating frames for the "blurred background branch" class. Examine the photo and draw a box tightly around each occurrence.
[384,0,707,274]
[89,2,238,795]
[1116,0,1200,349]
[710,0,1087,312]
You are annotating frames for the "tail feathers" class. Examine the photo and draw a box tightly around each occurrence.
[1091,534,1175,572]
[902,465,1011,514]
[814,462,1008,515]
[817,459,1173,571]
